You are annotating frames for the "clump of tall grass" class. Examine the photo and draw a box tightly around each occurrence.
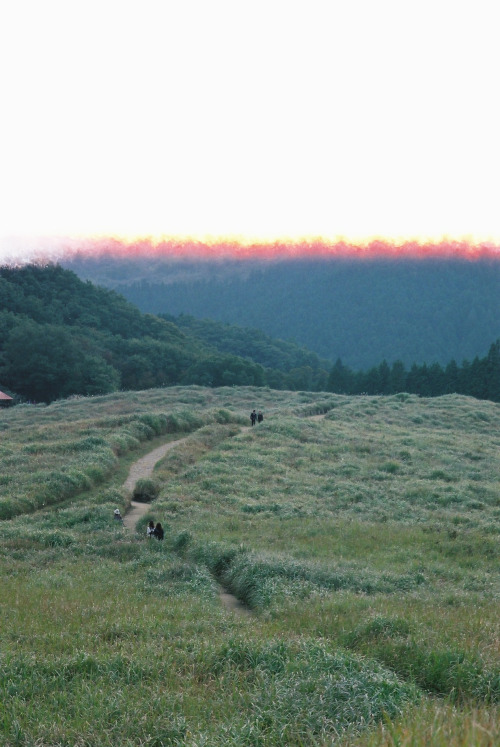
[163,407,244,433]
[0,638,417,746]
[108,431,141,455]
[0,444,118,519]
[221,550,426,607]
[145,561,218,599]
[0,524,76,549]
[197,637,420,744]
[93,542,142,562]
[172,528,192,553]
[173,536,427,609]
[351,700,499,747]
[132,478,160,503]
[343,617,500,703]
[0,496,33,521]
[294,394,345,417]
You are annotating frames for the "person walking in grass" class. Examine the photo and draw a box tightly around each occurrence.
[250,409,257,426]
[257,411,263,423]
[113,508,123,522]
[147,520,155,538]
[153,522,164,540]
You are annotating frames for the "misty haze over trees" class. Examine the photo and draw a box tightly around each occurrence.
[1,263,499,405]
[64,255,500,370]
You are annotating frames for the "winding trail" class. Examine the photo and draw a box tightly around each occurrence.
[121,431,251,616]
[122,437,189,530]
[121,414,327,614]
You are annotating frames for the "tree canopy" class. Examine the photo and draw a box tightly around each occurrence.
[0,264,329,402]
[67,256,500,370]
[2,263,499,404]
[326,342,500,403]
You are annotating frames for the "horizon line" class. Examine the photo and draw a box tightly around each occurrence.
[2,234,500,264]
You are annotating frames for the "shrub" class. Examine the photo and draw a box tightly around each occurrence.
[132,478,160,503]
[138,412,169,435]
[199,638,420,742]
[173,530,192,554]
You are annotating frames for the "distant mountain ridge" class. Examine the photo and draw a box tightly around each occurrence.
[63,255,500,369]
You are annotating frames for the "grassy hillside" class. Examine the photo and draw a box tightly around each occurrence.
[0,387,499,745]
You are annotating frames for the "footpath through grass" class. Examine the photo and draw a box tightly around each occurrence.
[0,387,499,745]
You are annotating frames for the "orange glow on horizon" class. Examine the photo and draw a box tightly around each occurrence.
[3,234,500,266]
[56,235,500,263]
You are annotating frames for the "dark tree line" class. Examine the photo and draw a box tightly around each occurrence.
[327,340,500,402]
[2,264,499,405]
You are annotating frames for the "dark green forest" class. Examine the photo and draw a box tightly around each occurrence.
[161,313,330,389]
[0,265,328,402]
[327,345,500,402]
[64,255,500,369]
[1,263,500,404]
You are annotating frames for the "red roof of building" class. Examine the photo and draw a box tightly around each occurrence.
[0,390,13,401]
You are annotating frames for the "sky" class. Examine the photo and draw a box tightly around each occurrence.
[1,0,500,263]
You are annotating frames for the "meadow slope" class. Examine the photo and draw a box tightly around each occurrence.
[0,387,499,746]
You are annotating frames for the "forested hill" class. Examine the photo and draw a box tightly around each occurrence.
[160,313,331,374]
[64,255,500,369]
[0,264,329,402]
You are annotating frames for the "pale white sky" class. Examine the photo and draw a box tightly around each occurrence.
[1,0,499,261]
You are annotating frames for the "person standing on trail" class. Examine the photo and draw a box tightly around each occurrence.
[154,522,164,540]
[250,409,257,426]
[257,411,263,423]
[147,520,155,538]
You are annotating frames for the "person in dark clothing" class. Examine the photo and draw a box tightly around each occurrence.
[154,522,164,540]
[250,409,257,426]
[257,411,263,423]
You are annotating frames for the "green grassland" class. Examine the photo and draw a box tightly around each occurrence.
[0,387,499,746]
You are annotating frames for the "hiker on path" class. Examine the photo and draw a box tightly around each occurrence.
[257,411,263,423]
[153,522,164,540]
[250,409,257,426]
[147,520,155,538]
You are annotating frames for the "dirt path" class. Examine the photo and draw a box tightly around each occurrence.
[218,589,253,617]
[121,431,253,616]
[121,413,326,533]
[121,417,325,614]
[122,437,189,531]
